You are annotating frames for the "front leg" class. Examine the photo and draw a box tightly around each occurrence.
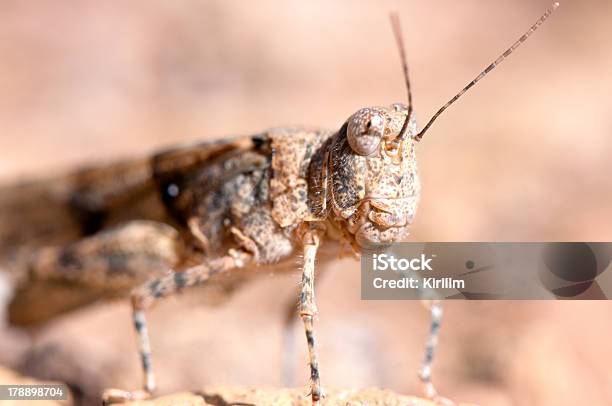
[298,227,324,405]
[281,266,328,387]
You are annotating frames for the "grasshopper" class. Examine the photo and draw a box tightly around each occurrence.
[0,3,559,405]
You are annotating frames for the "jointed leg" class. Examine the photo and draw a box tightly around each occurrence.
[298,230,323,405]
[419,300,452,404]
[282,267,327,387]
[103,249,251,404]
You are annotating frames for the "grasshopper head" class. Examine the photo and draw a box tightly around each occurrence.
[326,2,560,249]
[328,103,420,249]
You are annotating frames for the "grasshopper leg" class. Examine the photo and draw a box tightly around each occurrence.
[298,229,324,405]
[282,267,327,387]
[6,220,183,326]
[102,249,252,404]
[419,300,454,405]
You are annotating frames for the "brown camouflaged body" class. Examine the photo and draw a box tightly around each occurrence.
[0,103,419,324]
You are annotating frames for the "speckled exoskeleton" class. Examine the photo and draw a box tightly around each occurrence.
[0,4,558,405]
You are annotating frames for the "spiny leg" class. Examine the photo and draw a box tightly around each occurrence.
[419,300,452,404]
[282,267,327,387]
[298,229,323,405]
[103,249,251,404]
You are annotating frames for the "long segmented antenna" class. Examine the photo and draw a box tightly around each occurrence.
[412,2,559,142]
[390,12,413,141]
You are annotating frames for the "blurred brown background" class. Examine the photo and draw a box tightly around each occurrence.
[0,0,611,405]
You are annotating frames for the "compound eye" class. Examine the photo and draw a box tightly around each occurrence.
[347,111,385,156]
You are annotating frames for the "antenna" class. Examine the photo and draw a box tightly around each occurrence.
[390,12,413,141]
[412,2,559,142]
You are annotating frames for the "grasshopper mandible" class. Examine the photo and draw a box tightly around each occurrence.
[0,3,559,405]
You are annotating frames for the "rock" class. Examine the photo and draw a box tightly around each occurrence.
[0,366,72,406]
[122,387,477,406]
[125,392,205,406]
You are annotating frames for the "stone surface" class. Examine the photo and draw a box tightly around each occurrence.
[123,387,476,406]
